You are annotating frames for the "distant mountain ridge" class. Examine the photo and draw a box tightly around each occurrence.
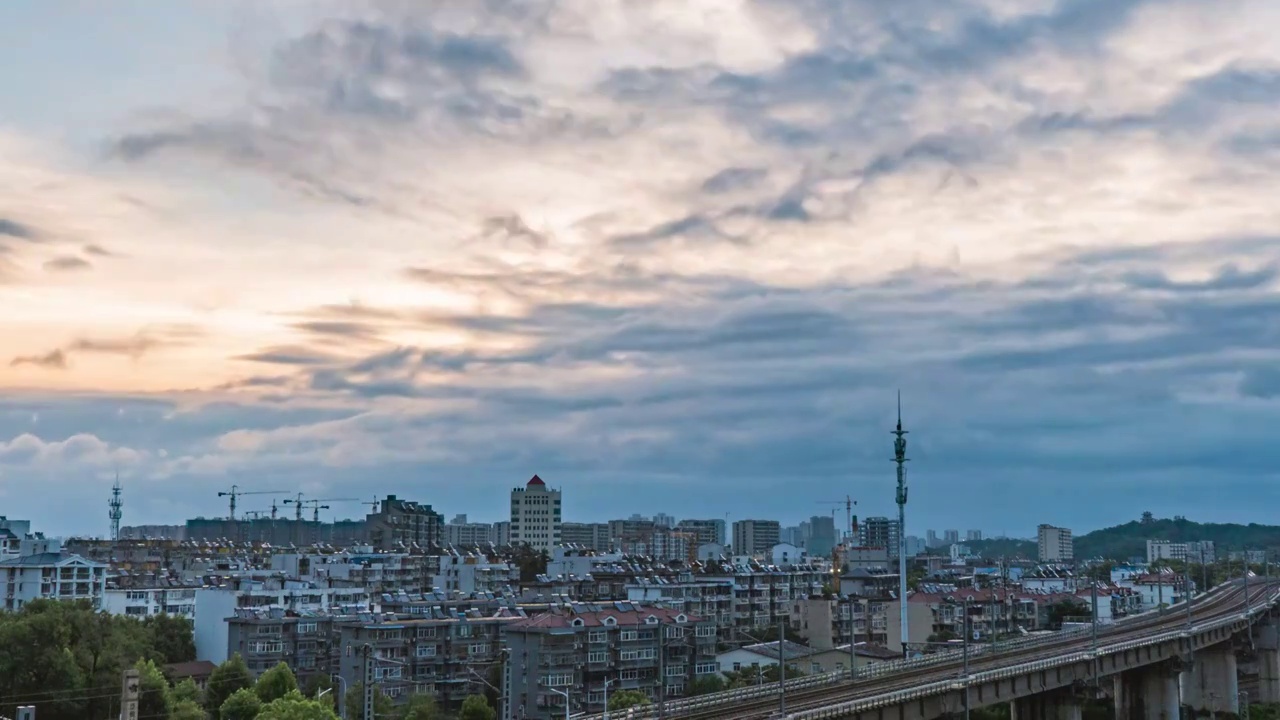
[962,515,1280,562]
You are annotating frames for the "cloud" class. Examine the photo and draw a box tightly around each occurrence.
[43,255,93,273]
[0,218,37,240]
[9,349,68,370]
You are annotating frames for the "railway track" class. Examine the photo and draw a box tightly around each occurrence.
[650,581,1272,720]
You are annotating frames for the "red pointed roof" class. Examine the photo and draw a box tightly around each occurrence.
[527,475,545,487]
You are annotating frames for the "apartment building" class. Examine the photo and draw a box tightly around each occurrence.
[859,517,901,559]
[504,603,718,720]
[677,519,727,547]
[366,495,445,551]
[432,551,519,593]
[0,539,108,611]
[732,520,780,556]
[559,522,610,552]
[1037,525,1073,562]
[193,581,372,662]
[102,586,198,619]
[336,611,519,707]
[1147,540,1216,564]
[445,515,495,547]
[608,519,691,562]
[511,476,562,553]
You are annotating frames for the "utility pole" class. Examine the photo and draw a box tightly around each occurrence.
[1245,548,1251,616]
[362,644,374,720]
[848,595,857,681]
[892,390,910,658]
[658,621,666,720]
[962,597,971,720]
[778,616,787,718]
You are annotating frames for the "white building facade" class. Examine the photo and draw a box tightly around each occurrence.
[510,475,562,553]
[1037,524,1073,562]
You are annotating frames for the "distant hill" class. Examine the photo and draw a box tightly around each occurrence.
[1074,514,1280,561]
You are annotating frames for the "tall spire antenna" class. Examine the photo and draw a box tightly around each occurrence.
[108,469,123,541]
[892,390,910,658]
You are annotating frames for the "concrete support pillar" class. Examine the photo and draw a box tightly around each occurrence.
[1012,691,1083,720]
[1113,665,1180,720]
[1179,647,1239,716]
[1257,624,1280,704]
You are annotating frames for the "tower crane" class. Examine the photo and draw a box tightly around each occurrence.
[816,496,857,543]
[284,496,359,522]
[361,497,381,514]
[217,485,287,520]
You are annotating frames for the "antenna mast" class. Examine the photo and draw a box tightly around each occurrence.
[892,390,910,657]
[108,474,123,541]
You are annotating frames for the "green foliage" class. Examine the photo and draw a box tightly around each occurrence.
[142,614,197,664]
[134,658,171,720]
[170,700,206,720]
[205,654,254,716]
[511,545,550,582]
[344,682,396,720]
[720,663,805,688]
[401,693,443,720]
[927,630,958,643]
[255,662,299,704]
[459,694,497,720]
[0,599,192,720]
[1248,703,1280,720]
[1075,515,1280,561]
[748,625,807,644]
[170,677,203,706]
[972,703,1011,720]
[256,690,340,720]
[608,689,652,711]
[1046,599,1091,628]
[689,674,727,695]
[965,539,1039,559]
[220,687,263,720]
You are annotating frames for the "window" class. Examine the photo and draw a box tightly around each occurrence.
[665,665,686,677]
[416,645,437,658]
[696,626,716,637]
[588,651,608,663]
[811,663,822,674]
[620,630,638,641]
[417,627,437,639]
[256,625,282,636]
[621,650,640,661]
[543,673,574,687]
[296,622,318,634]
[620,670,639,681]
[588,631,608,643]
[469,643,489,654]
[456,625,473,638]
[695,663,718,675]
[374,667,402,679]
[250,641,283,654]
[639,648,655,660]
[382,686,404,698]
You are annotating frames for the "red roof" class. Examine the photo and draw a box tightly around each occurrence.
[528,475,545,486]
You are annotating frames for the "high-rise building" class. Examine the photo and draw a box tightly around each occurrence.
[807,515,836,557]
[365,495,444,550]
[943,529,960,545]
[859,516,901,559]
[560,522,610,551]
[1037,524,1073,562]
[653,513,676,528]
[510,475,562,553]
[903,535,927,558]
[732,520,780,556]
[676,519,726,547]
[926,530,940,548]
[781,525,805,548]
[966,530,983,542]
[445,517,494,547]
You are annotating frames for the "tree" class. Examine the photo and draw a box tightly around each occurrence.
[205,653,253,716]
[689,674,726,695]
[219,687,263,720]
[608,690,652,711]
[170,700,206,720]
[459,694,496,720]
[400,693,442,720]
[170,677,202,707]
[344,683,395,720]
[134,658,171,720]
[255,662,299,704]
[256,690,340,720]
[1046,599,1091,628]
[142,614,197,664]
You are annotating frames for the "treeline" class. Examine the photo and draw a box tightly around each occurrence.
[0,600,496,720]
[1076,514,1280,560]
[0,599,194,720]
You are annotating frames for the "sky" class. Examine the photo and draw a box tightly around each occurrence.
[2,0,1280,539]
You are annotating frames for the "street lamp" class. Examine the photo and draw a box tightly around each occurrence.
[330,674,347,719]
[736,623,787,718]
[548,687,571,720]
[602,678,617,720]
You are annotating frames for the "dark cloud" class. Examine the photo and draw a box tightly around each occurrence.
[236,346,340,366]
[291,321,385,342]
[701,167,769,194]
[42,255,92,273]
[1240,368,1280,400]
[9,349,67,370]
[0,218,37,240]
[82,244,115,257]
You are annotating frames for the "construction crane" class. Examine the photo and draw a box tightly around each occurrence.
[243,511,266,520]
[218,485,288,520]
[284,496,358,523]
[361,497,381,514]
[816,496,857,543]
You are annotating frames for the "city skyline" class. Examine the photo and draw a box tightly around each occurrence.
[3,2,1280,536]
